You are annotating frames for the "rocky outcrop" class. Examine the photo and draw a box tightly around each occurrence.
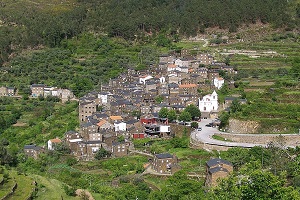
[228,119,260,134]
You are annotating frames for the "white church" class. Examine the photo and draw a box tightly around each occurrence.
[198,91,219,117]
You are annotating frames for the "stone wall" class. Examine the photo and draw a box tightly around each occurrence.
[214,133,300,146]
[228,119,260,134]
[190,138,231,151]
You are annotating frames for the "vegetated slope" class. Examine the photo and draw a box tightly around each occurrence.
[0,0,299,66]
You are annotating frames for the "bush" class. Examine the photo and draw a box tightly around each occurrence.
[63,184,76,196]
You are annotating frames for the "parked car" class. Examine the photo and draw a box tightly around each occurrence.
[205,123,213,127]
[197,127,202,131]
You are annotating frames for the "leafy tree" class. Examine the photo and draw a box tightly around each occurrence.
[95,147,111,160]
[158,107,168,118]
[230,99,242,114]
[191,122,198,128]
[178,111,192,122]
[155,96,164,104]
[290,58,300,78]
[185,104,201,120]
[167,109,177,122]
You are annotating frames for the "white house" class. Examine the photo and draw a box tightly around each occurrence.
[159,125,170,133]
[213,77,224,89]
[139,75,153,84]
[47,138,62,150]
[114,122,126,132]
[98,92,110,104]
[198,91,218,113]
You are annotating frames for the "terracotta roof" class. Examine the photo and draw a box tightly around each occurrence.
[188,68,194,72]
[168,64,176,68]
[179,84,197,88]
[50,138,62,143]
[217,77,224,80]
[97,119,108,127]
[110,116,123,120]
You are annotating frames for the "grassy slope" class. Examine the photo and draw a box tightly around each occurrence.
[0,177,15,198]
[8,171,34,200]
[32,174,80,200]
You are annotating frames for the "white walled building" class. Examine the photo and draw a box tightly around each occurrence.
[114,122,126,132]
[139,75,153,84]
[198,91,219,113]
[213,77,224,89]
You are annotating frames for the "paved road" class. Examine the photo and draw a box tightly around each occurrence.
[191,119,298,148]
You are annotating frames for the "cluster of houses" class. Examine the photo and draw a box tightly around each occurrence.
[30,84,75,103]
[23,50,237,177]
[0,84,75,103]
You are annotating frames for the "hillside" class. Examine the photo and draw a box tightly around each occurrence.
[0,0,299,66]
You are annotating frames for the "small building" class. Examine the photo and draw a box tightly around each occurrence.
[97,119,114,130]
[111,142,129,157]
[0,86,7,96]
[132,133,145,139]
[24,145,43,159]
[114,121,126,132]
[47,138,62,150]
[205,158,233,187]
[152,153,180,174]
[79,101,96,122]
[213,77,224,89]
[30,84,45,97]
[7,87,15,96]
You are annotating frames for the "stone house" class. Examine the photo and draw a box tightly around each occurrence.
[58,89,74,102]
[80,122,98,140]
[0,86,7,96]
[221,66,235,74]
[208,70,219,83]
[84,140,105,160]
[168,83,179,96]
[97,119,114,130]
[111,142,129,157]
[142,93,155,105]
[159,54,175,63]
[24,145,43,159]
[141,105,151,114]
[196,54,214,65]
[145,81,157,93]
[31,84,45,97]
[152,153,180,174]
[197,68,208,79]
[7,87,15,96]
[79,101,97,122]
[205,158,233,187]
[178,84,198,95]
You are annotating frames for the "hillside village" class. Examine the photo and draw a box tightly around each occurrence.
[21,51,238,176]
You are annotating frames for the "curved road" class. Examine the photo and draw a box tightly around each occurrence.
[191,119,297,149]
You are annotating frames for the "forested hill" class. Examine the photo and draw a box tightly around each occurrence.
[0,0,299,65]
